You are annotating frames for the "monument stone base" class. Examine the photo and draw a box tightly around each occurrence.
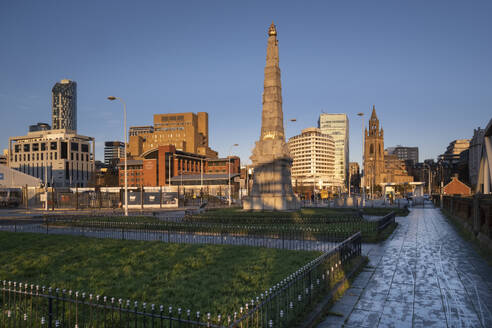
[243,158,300,211]
[243,193,299,211]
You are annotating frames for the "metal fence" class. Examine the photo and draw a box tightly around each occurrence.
[0,232,361,327]
[17,187,180,210]
[0,219,349,252]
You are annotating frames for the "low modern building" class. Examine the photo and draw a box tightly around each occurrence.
[288,127,336,195]
[0,164,42,187]
[8,129,95,187]
[118,145,240,190]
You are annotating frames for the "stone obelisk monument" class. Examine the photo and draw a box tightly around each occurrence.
[243,22,300,211]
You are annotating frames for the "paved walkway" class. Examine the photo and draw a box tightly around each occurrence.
[318,207,492,328]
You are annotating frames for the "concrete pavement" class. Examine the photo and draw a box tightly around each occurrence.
[318,207,492,328]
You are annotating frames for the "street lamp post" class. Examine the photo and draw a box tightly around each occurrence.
[228,144,239,206]
[423,163,432,196]
[107,96,128,216]
[357,112,365,205]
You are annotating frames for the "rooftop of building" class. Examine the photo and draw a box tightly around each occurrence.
[10,129,93,141]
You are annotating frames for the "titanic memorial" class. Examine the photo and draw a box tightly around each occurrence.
[243,23,300,211]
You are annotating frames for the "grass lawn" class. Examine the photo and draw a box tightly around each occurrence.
[0,231,320,316]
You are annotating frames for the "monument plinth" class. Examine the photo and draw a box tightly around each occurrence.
[243,23,300,211]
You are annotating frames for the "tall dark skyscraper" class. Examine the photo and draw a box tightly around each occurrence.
[52,79,77,131]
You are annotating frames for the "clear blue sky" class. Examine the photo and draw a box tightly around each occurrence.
[1,0,491,166]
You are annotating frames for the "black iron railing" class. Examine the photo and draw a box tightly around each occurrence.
[0,232,361,327]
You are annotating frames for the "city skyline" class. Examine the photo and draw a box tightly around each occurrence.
[1,0,490,166]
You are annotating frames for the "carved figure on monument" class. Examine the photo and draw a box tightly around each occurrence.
[243,22,300,211]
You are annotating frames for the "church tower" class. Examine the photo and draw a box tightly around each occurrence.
[364,105,385,188]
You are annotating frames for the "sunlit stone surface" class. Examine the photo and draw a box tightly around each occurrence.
[243,22,299,211]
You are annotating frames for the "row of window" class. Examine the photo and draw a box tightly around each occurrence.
[13,152,90,162]
[16,162,91,182]
[14,142,89,153]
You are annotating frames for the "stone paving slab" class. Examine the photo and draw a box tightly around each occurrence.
[317,207,492,328]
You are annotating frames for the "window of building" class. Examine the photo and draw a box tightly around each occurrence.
[32,143,39,151]
[81,144,89,152]
[61,142,67,159]
[41,143,46,151]
[71,142,79,151]
[50,142,57,150]
[24,144,30,152]
[14,145,20,153]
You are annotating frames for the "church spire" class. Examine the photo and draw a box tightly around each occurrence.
[368,105,380,136]
[371,104,377,120]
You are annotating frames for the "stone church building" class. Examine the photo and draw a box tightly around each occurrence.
[364,106,413,189]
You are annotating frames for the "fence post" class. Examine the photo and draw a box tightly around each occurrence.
[473,195,480,235]
[141,186,144,210]
[25,184,29,210]
[48,294,53,328]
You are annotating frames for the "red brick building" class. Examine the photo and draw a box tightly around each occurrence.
[118,145,240,188]
[443,176,472,196]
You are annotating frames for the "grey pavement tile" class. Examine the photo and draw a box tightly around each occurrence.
[387,282,414,303]
[414,291,445,322]
[317,315,345,328]
[438,276,464,291]
[344,309,381,328]
[413,312,447,328]
[356,292,387,312]
[364,278,391,295]
[371,271,393,284]
[344,287,364,297]
[441,288,481,325]
[317,208,492,328]
[337,293,359,307]
[330,301,355,318]
[378,300,413,328]
[391,271,415,285]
